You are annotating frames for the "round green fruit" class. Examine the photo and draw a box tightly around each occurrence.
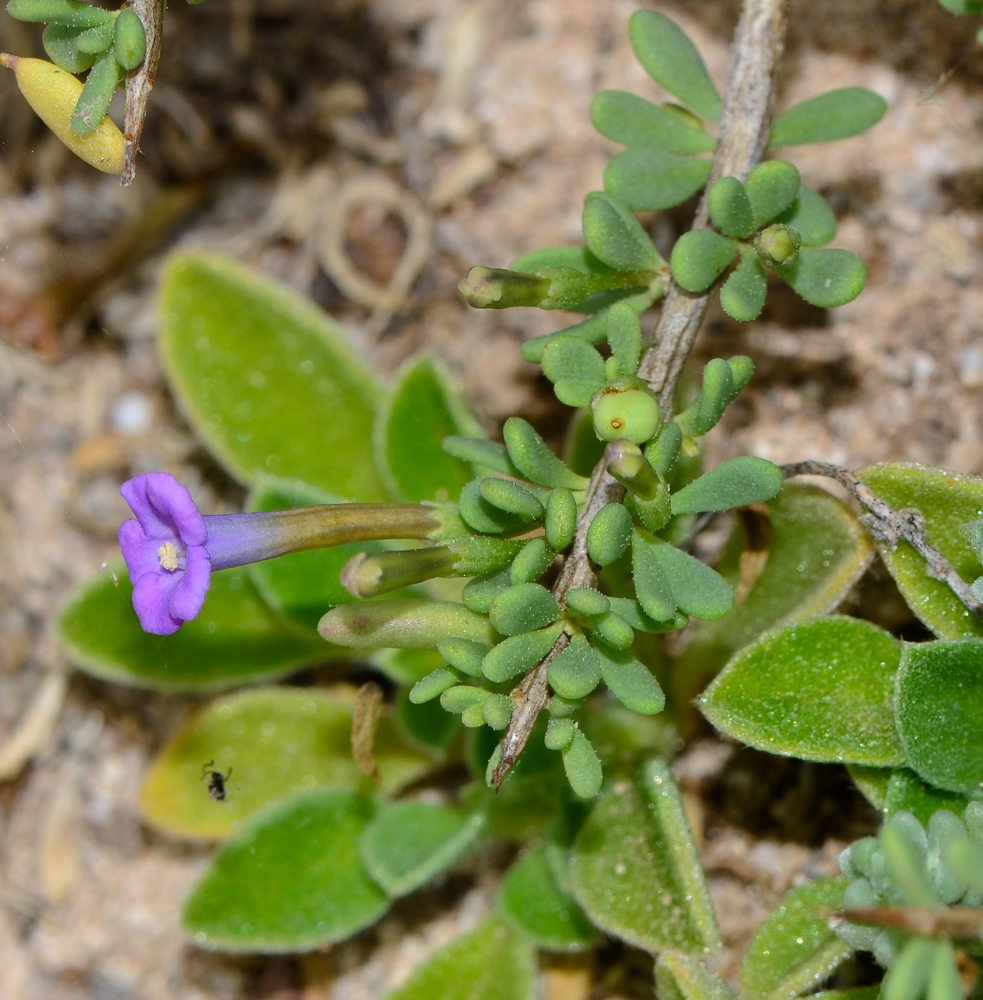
[592,389,661,444]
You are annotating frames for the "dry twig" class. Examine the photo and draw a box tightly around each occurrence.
[121,0,165,186]
[782,460,983,621]
[492,0,792,787]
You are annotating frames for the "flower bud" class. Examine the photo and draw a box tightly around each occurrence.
[754,224,801,266]
[458,266,550,308]
[604,439,662,501]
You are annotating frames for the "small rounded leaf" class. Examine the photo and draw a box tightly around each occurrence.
[545,717,575,750]
[510,537,554,585]
[708,176,754,238]
[775,185,838,246]
[606,301,643,376]
[720,253,767,321]
[774,247,866,308]
[583,191,664,272]
[489,583,560,636]
[548,635,603,700]
[587,610,635,650]
[409,667,459,704]
[587,502,633,566]
[565,587,610,617]
[670,230,738,293]
[693,357,735,436]
[745,160,801,226]
[605,148,712,212]
[590,90,715,154]
[478,478,544,520]
[42,24,96,72]
[769,87,887,148]
[670,456,783,515]
[503,417,589,490]
[545,487,578,551]
[561,729,603,799]
[596,643,666,715]
[112,8,146,70]
[482,624,564,683]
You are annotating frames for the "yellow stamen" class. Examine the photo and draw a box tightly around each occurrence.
[158,541,179,571]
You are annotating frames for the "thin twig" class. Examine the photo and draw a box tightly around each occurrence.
[782,460,983,621]
[121,0,165,186]
[492,0,791,788]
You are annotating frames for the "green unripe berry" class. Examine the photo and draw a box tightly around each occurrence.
[754,224,801,266]
[592,388,661,444]
[113,9,147,71]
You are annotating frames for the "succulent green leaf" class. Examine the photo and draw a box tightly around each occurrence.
[646,421,684,477]
[582,191,665,272]
[458,478,526,534]
[606,301,643,377]
[509,537,554,585]
[774,185,838,247]
[503,417,589,490]
[587,610,635,649]
[376,355,481,502]
[75,24,114,55]
[883,768,971,825]
[605,149,712,211]
[745,160,801,227]
[245,479,405,631]
[545,716,576,748]
[511,245,616,276]
[700,616,905,765]
[58,565,328,691]
[707,176,754,238]
[482,623,564,683]
[498,845,598,951]
[594,642,665,715]
[566,587,610,617]
[895,639,983,794]
[590,90,716,153]
[160,253,387,501]
[440,684,488,715]
[588,502,634,566]
[628,10,722,121]
[570,758,721,953]
[382,918,536,1000]
[720,252,768,321]
[541,336,607,406]
[182,789,388,951]
[774,247,866,308]
[437,638,490,677]
[545,487,578,550]
[739,876,851,1000]
[360,802,486,897]
[948,837,983,892]
[561,728,603,799]
[70,48,122,137]
[41,23,96,72]
[656,953,737,1000]
[442,437,516,477]
[409,667,459,704]
[113,8,146,69]
[318,598,495,651]
[489,582,560,636]
[856,463,983,639]
[7,0,111,28]
[548,634,603,700]
[139,687,431,839]
[631,531,677,621]
[670,230,737,293]
[462,565,513,614]
[478,479,544,520]
[769,88,887,148]
[671,457,783,515]
[652,539,735,620]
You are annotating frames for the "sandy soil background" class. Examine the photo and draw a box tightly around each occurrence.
[1,0,982,996]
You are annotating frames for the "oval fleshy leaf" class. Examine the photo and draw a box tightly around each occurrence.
[745,160,801,227]
[628,10,722,121]
[707,176,753,238]
[605,148,712,212]
[670,457,783,515]
[769,87,887,148]
[58,565,329,691]
[498,845,599,952]
[719,252,768,321]
[569,758,721,954]
[384,918,537,1000]
[590,90,715,154]
[582,191,664,272]
[700,616,904,765]
[774,247,866,308]
[376,354,482,502]
[884,768,971,825]
[541,336,607,405]
[360,801,486,897]
[182,789,388,951]
[739,876,851,1000]
[656,953,737,1000]
[670,230,738,293]
[856,463,983,639]
[774,186,838,247]
[652,540,735,620]
[159,253,388,501]
[895,639,983,795]
[139,687,433,839]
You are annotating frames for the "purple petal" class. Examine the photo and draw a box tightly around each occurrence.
[120,475,174,540]
[131,571,183,635]
[118,518,167,580]
[144,472,207,546]
[169,544,211,621]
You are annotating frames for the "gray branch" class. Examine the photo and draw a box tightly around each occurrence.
[121,0,164,186]
[491,0,792,788]
[782,460,983,621]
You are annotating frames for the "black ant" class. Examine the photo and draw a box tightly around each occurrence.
[201,760,232,802]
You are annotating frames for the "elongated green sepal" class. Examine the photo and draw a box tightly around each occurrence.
[319,599,495,650]
[482,624,564,683]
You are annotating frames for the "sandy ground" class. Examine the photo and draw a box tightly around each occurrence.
[1,0,981,996]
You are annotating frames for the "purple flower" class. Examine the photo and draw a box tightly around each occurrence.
[118,473,444,636]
